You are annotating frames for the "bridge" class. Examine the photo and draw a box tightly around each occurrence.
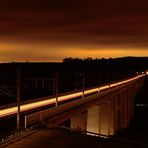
[24,74,145,136]
[0,74,145,140]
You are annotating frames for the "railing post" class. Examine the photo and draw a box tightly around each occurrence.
[54,71,59,107]
[25,116,27,128]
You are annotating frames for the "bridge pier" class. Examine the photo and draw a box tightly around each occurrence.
[70,102,116,136]
[99,103,110,135]
[70,112,87,132]
[87,105,100,134]
[114,89,134,133]
[69,84,141,136]
[122,91,127,128]
[108,100,115,135]
[115,95,121,132]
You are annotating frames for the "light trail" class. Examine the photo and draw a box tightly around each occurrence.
[0,74,145,118]
[84,88,99,95]
[58,92,82,102]
[99,85,110,91]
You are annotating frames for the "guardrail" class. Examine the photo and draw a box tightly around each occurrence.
[0,124,40,146]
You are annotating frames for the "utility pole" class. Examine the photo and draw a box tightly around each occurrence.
[54,71,58,107]
[82,73,85,99]
[74,72,78,90]
[17,67,21,130]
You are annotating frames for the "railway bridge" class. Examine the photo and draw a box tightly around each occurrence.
[23,74,145,136]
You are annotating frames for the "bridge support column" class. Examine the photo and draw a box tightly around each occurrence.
[130,87,135,119]
[115,95,121,131]
[120,92,127,129]
[87,101,115,136]
[122,91,127,128]
[99,103,110,135]
[108,100,115,135]
[115,90,133,132]
[125,90,130,127]
[87,105,100,134]
[127,88,134,126]
[70,112,87,132]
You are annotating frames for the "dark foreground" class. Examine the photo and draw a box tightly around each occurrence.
[1,128,147,148]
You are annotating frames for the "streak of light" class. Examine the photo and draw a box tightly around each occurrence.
[58,92,82,102]
[0,74,145,117]
[84,88,99,95]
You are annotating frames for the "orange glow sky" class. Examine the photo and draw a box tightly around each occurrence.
[0,0,148,62]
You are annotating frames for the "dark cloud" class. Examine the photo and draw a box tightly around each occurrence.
[0,0,148,61]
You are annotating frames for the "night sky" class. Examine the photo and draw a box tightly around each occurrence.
[0,0,148,62]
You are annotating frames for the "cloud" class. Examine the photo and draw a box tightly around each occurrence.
[0,0,148,61]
